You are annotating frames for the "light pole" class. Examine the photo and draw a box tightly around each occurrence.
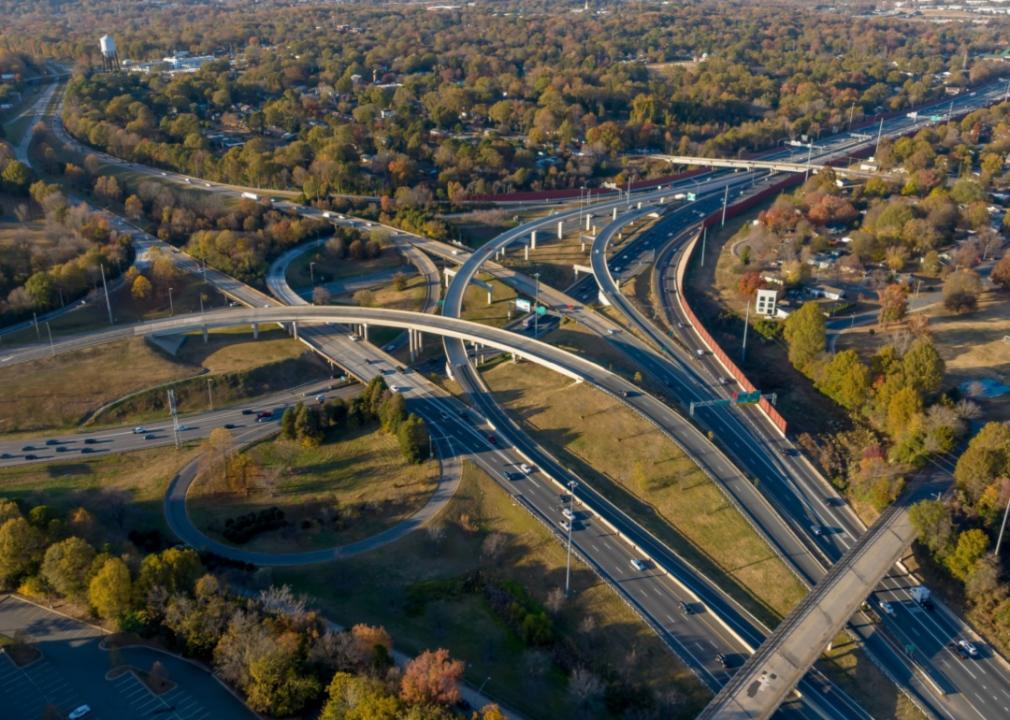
[168,287,174,316]
[741,297,751,362]
[207,377,214,411]
[996,481,1010,558]
[533,272,540,338]
[310,261,317,286]
[46,321,54,358]
[564,480,578,595]
[874,117,884,159]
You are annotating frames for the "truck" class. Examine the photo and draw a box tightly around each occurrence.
[906,111,919,120]
[911,585,933,610]
[241,191,259,201]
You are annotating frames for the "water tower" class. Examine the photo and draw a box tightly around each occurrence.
[99,34,120,71]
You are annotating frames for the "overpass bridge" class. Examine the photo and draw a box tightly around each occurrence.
[653,155,896,180]
[697,495,923,719]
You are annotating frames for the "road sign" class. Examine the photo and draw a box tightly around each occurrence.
[535,304,547,316]
[929,114,942,122]
[734,391,761,405]
[515,298,531,312]
[686,192,697,201]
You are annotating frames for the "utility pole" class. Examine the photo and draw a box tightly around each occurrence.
[310,261,316,286]
[564,480,578,595]
[100,264,113,325]
[805,142,814,180]
[720,184,729,227]
[168,287,174,316]
[873,118,884,159]
[700,226,707,268]
[46,321,54,358]
[32,311,40,339]
[533,272,540,338]
[168,389,181,449]
[207,377,214,411]
[741,298,750,362]
[1004,77,1010,102]
[997,484,1010,558]
[848,103,855,130]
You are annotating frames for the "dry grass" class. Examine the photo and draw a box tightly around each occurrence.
[0,338,197,433]
[175,327,309,374]
[187,425,438,553]
[0,444,200,537]
[277,461,707,720]
[821,631,926,720]
[924,292,1010,385]
[459,273,517,327]
[480,359,807,623]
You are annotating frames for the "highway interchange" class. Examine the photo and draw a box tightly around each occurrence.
[4,77,1010,719]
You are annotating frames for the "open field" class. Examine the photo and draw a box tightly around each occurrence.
[286,244,402,287]
[0,444,200,541]
[188,424,438,552]
[500,229,595,291]
[277,462,707,720]
[480,358,807,625]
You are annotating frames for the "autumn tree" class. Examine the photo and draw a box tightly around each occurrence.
[945,529,989,582]
[400,648,465,706]
[815,350,870,411]
[877,284,908,324]
[993,250,1010,290]
[40,536,96,600]
[0,517,44,588]
[130,274,153,302]
[943,269,982,313]
[88,557,133,623]
[901,338,945,396]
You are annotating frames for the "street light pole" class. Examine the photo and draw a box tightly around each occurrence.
[533,272,540,338]
[741,298,750,362]
[565,480,578,595]
[310,261,316,286]
[168,287,174,316]
[46,321,54,358]
[874,117,884,159]
[996,481,1010,558]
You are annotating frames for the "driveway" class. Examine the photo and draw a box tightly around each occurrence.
[0,596,254,720]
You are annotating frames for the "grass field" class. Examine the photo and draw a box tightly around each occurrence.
[499,229,595,291]
[286,246,402,288]
[188,424,438,553]
[0,444,200,541]
[276,462,707,720]
[480,358,807,625]
[460,274,517,327]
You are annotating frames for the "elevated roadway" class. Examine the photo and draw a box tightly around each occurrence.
[652,155,895,179]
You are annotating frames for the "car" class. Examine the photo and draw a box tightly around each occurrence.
[24,454,38,460]
[83,437,98,444]
[80,447,95,454]
[20,445,33,451]
[520,463,532,474]
[56,446,69,453]
[241,409,255,415]
[630,558,647,572]
[559,519,571,532]
[487,434,497,444]
[810,523,823,536]
[562,508,575,520]
[677,321,686,329]
[315,394,326,404]
[607,328,616,335]
[0,453,10,459]
[132,426,146,434]
[224,423,237,430]
[68,705,92,720]
[45,439,59,446]
[204,182,211,188]
[177,424,193,432]
[184,177,192,184]
[348,334,360,342]
[160,171,168,176]
[679,601,695,615]
[956,639,979,658]
[715,653,729,669]
[384,344,396,351]
[879,600,896,617]
[144,434,157,440]
[695,348,705,357]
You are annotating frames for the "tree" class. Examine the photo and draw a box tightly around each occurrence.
[397,414,430,463]
[280,407,297,439]
[88,557,133,622]
[943,269,982,313]
[1,160,31,194]
[783,301,825,371]
[0,517,44,588]
[379,392,407,433]
[400,648,465,706]
[908,499,954,560]
[40,536,96,600]
[137,546,204,598]
[877,284,908,324]
[945,529,989,582]
[993,250,1010,290]
[350,624,393,669]
[24,271,54,309]
[954,422,1010,503]
[124,194,144,219]
[312,286,331,305]
[886,386,923,440]
[322,672,402,720]
[815,350,870,411]
[244,634,321,716]
[901,338,945,396]
[130,274,153,302]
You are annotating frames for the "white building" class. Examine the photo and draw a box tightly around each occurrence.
[755,288,781,317]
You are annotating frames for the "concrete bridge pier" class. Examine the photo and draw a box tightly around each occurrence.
[556,220,563,239]
[530,230,537,250]
[252,322,259,340]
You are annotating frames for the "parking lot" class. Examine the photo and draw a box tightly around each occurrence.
[0,596,253,720]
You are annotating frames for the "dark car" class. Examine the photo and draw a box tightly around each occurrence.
[80,447,95,454]
[144,434,157,440]
[256,411,273,420]
[83,438,99,445]
[23,454,38,460]
[45,439,59,446]
[241,409,255,416]
[0,453,11,459]
[56,446,69,453]
[679,601,696,615]
[487,434,497,444]
[224,423,237,429]
[21,445,33,452]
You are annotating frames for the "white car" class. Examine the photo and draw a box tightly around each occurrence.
[630,558,647,572]
[957,639,979,658]
[562,508,574,520]
[879,600,895,617]
[559,519,571,532]
[519,463,532,474]
[348,334,360,342]
[68,706,91,720]
[132,426,146,434]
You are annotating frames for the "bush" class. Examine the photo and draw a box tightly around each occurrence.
[221,507,286,544]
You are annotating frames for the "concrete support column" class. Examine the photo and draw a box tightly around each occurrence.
[556,220,563,239]
[362,323,368,343]
[524,244,529,261]
[530,230,537,249]
[252,322,259,340]
[202,325,208,343]
[612,207,618,220]
[585,214,591,230]
[487,290,493,305]
[292,320,299,340]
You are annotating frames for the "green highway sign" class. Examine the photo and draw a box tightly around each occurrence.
[734,391,762,405]
[535,304,547,316]
[929,115,942,122]
[686,192,697,201]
